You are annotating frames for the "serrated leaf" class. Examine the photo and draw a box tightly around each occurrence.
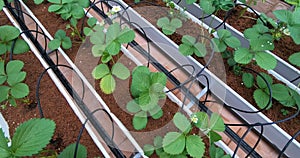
[48,4,63,12]
[100,74,115,94]
[209,113,225,132]
[0,86,10,103]
[256,73,273,89]
[11,119,55,157]
[58,143,87,158]
[209,131,222,143]
[271,84,290,101]
[149,105,163,119]
[0,128,10,157]
[117,27,135,43]
[92,64,110,79]
[106,23,120,43]
[193,112,209,129]
[133,111,147,130]
[126,100,141,113]
[0,25,20,41]
[163,132,185,155]
[224,36,241,48]
[10,83,29,99]
[254,89,271,109]
[13,39,30,54]
[179,43,194,56]
[131,66,150,97]
[200,0,215,14]
[143,144,154,157]
[250,38,274,51]
[289,52,300,66]
[173,112,191,133]
[91,44,106,57]
[186,135,205,158]
[150,72,167,86]
[48,39,61,50]
[181,35,196,46]
[242,73,254,88]
[6,60,24,74]
[273,10,292,23]
[112,63,130,80]
[106,41,121,55]
[234,48,253,64]
[7,72,26,86]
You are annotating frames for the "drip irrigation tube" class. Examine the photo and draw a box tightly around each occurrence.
[92,1,262,157]
[3,1,126,157]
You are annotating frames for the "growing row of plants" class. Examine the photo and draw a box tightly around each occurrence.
[0,1,94,157]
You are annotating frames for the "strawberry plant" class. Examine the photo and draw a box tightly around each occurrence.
[126,66,167,130]
[179,35,208,57]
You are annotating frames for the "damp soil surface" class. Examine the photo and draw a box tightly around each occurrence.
[124,0,300,142]
[0,8,102,158]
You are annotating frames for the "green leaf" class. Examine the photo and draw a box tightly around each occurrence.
[273,10,292,23]
[193,112,209,129]
[0,0,4,11]
[250,38,274,51]
[126,100,141,113]
[0,43,7,55]
[34,0,44,4]
[133,111,147,130]
[0,128,10,157]
[209,113,225,132]
[58,143,87,158]
[186,0,196,4]
[0,86,10,103]
[181,35,196,46]
[154,136,163,147]
[256,73,273,89]
[87,17,97,27]
[200,0,215,14]
[194,42,207,57]
[92,64,110,80]
[143,144,154,157]
[224,36,241,48]
[0,25,20,42]
[271,84,290,101]
[131,66,150,97]
[289,52,300,66]
[255,52,277,70]
[6,60,24,74]
[163,132,185,155]
[48,39,61,50]
[186,135,205,158]
[149,105,163,119]
[11,118,56,157]
[254,89,271,109]
[212,38,226,52]
[61,37,72,49]
[157,17,169,28]
[10,83,29,99]
[217,29,231,39]
[173,112,191,133]
[106,23,120,43]
[170,18,182,29]
[117,27,135,43]
[100,74,115,94]
[209,131,222,143]
[112,63,130,80]
[289,25,300,45]
[48,4,63,12]
[13,39,29,54]
[106,41,121,55]
[242,73,254,88]
[91,44,106,57]
[234,48,253,64]
[7,72,26,86]
[150,72,167,86]
[179,43,194,56]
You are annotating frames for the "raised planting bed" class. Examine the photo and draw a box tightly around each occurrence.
[105,0,300,157]
[0,9,103,157]
[4,0,236,157]
[172,0,300,88]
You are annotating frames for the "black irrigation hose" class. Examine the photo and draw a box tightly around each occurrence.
[290,75,300,83]
[90,2,262,157]
[74,108,115,158]
[4,2,126,157]
[278,129,300,158]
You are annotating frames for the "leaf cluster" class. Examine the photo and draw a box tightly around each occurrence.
[48,29,72,50]
[0,60,29,107]
[212,29,241,52]
[187,0,235,15]
[126,66,167,130]
[234,24,277,70]
[0,25,29,55]
[92,63,130,94]
[157,17,182,35]
[242,72,300,109]
[88,22,135,63]
[179,35,207,57]
[46,0,90,21]
[143,112,226,158]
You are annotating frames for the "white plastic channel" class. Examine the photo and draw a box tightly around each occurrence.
[0,112,11,147]
[191,1,300,93]
[5,3,110,157]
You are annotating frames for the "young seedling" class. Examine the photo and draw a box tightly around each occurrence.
[126,66,167,130]
[242,72,300,109]
[0,60,29,107]
[48,29,72,50]
[143,112,227,157]
[157,17,182,35]
[212,29,241,53]
[179,35,207,57]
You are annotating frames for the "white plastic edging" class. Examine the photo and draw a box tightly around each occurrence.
[0,112,11,147]
[3,5,111,157]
